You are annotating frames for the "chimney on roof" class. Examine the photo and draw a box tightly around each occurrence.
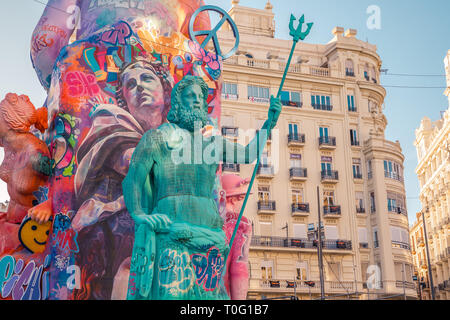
[344,29,357,38]
[332,27,344,37]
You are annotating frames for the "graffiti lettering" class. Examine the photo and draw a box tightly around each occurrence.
[0,255,51,300]
[158,249,195,294]
[190,247,224,292]
[31,33,55,54]
[52,213,79,255]
[101,21,132,46]
[65,71,100,97]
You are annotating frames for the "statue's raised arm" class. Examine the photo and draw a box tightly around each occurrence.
[221,95,281,164]
[31,0,80,90]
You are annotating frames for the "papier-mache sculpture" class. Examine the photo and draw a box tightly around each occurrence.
[0,93,51,254]
[0,0,291,300]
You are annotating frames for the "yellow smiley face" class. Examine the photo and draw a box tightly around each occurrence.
[18,217,52,253]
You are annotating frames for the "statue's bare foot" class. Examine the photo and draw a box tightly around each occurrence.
[28,199,52,224]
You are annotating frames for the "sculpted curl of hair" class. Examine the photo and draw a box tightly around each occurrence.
[167,75,209,124]
[0,93,48,133]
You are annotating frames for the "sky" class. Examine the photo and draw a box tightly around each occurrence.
[0,0,449,226]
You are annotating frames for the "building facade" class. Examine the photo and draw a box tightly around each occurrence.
[411,50,450,300]
[216,1,416,300]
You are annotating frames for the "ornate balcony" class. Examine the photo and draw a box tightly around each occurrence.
[356,207,366,214]
[282,100,302,108]
[251,236,352,251]
[289,167,307,181]
[221,127,239,137]
[287,133,305,146]
[257,201,276,214]
[323,205,341,217]
[222,163,240,173]
[318,136,336,149]
[291,203,310,216]
[391,241,410,250]
[312,103,333,111]
[257,164,275,178]
[321,170,339,183]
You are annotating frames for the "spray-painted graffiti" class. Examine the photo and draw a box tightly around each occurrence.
[51,213,79,256]
[101,21,132,46]
[65,71,101,97]
[158,249,195,294]
[190,247,224,292]
[0,255,51,300]
[51,114,78,178]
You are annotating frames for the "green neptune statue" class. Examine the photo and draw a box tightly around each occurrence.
[122,75,281,300]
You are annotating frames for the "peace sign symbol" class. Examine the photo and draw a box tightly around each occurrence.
[189,5,240,60]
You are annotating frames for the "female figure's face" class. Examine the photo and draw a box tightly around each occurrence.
[121,64,165,130]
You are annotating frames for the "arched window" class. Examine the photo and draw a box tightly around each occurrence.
[345,59,354,76]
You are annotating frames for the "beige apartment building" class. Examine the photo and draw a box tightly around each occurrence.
[216,1,416,300]
[411,50,450,300]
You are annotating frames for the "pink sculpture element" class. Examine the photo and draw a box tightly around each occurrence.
[221,174,252,300]
[0,93,50,253]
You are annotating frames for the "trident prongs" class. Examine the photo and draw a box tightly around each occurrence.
[289,14,313,42]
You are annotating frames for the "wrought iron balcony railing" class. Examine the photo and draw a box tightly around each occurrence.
[318,136,336,147]
[384,171,404,182]
[221,127,239,137]
[257,201,276,212]
[312,103,333,111]
[222,163,240,172]
[288,133,305,144]
[257,165,274,175]
[323,205,341,216]
[321,170,339,181]
[391,241,410,250]
[289,167,307,179]
[281,100,302,108]
[356,207,366,214]
[291,203,310,214]
[251,236,352,250]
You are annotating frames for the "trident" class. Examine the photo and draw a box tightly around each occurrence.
[226,14,313,266]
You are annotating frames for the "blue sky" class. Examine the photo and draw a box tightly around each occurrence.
[0,0,449,226]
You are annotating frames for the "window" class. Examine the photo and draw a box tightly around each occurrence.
[358,227,368,246]
[258,186,270,203]
[292,189,304,204]
[367,160,373,179]
[321,156,333,175]
[311,95,332,111]
[373,228,379,248]
[248,85,269,103]
[352,158,362,179]
[327,262,341,281]
[347,95,356,111]
[296,261,308,280]
[364,64,369,80]
[289,123,299,138]
[345,59,354,76]
[293,224,307,239]
[325,225,339,240]
[290,153,302,168]
[261,260,273,280]
[384,160,403,182]
[323,190,335,207]
[222,82,238,100]
[370,192,376,213]
[280,90,302,107]
[355,191,365,212]
[350,129,359,146]
[319,126,329,138]
[391,226,410,246]
[259,222,272,245]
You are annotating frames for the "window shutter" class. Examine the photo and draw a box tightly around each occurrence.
[293,224,307,239]
[325,226,338,240]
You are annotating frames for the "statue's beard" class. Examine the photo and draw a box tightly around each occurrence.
[176,106,209,132]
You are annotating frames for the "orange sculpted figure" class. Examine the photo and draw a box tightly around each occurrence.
[0,93,51,253]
